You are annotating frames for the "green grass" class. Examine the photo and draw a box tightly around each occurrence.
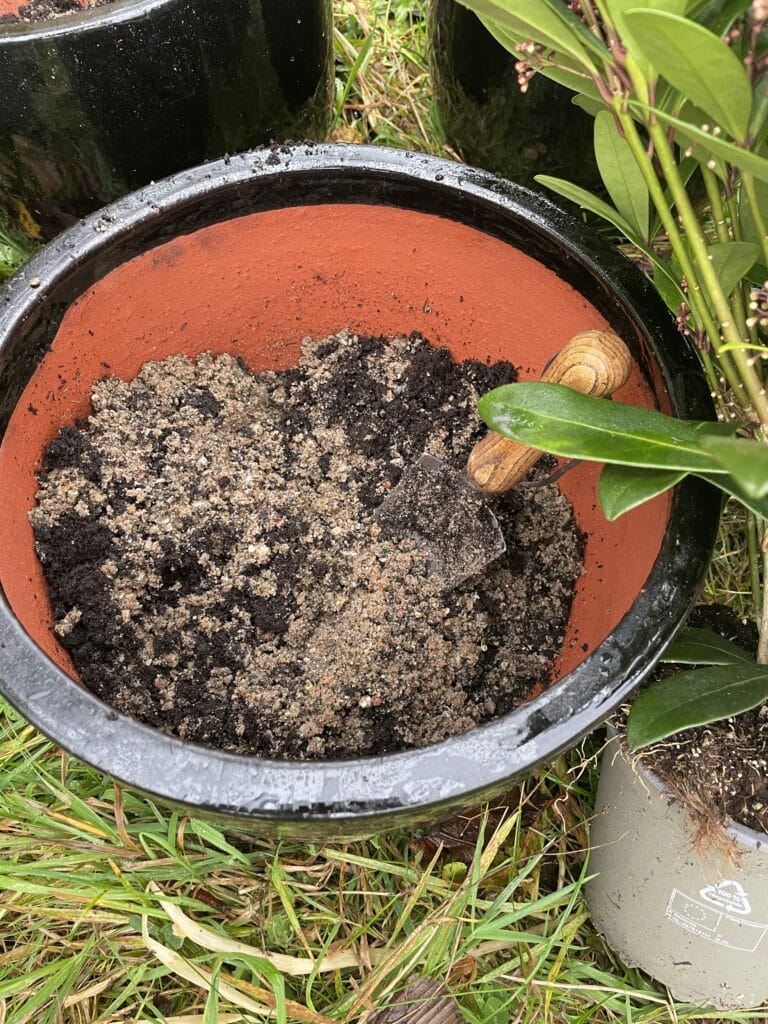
[0,1,762,1021]
[0,202,38,282]
[0,703,744,1024]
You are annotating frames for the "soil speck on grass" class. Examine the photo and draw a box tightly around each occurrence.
[31,331,584,760]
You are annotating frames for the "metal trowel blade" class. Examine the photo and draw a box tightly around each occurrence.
[373,453,506,590]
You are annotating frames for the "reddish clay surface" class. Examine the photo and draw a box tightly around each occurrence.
[0,203,669,687]
[0,0,83,17]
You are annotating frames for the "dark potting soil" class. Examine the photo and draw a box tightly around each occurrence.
[31,331,584,760]
[0,0,110,24]
[633,605,768,835]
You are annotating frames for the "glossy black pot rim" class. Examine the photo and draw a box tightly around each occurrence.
[0,144,721,829]
[0,0,175,39]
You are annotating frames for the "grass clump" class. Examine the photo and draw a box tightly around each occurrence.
[0,701,698,1023]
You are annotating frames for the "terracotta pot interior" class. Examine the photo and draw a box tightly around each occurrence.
[0,0,85,17]
[0,203,670,696]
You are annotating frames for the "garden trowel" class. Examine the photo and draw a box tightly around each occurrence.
[374,329,633,589]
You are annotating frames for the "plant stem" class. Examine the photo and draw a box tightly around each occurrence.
[615,107,741,405]
[646,121,768,427]
[748,511,762,617]
[724,189,762,350]
[758,526,768,666]
[702,167,754,356]
[743,172,768,269]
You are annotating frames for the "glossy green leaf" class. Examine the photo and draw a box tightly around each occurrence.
[700,434,768,498]
[598,464,685,519]
[652,260,686,312]
[539,0,611,58]
[693,468,768,518]
[623,10,753,140]
[606,0,686,78]
[457,0,595,67]
[751,75,768,147]
[661,627,753,665]
[537,63,603,102]
[633,104,768,183]
[627,663,768,749]
[706,0,754,35]
[534,176,639,241]
[594,111,649,238]
[480,13,601,96]
[707,241,761,297]
[478,382,727,472]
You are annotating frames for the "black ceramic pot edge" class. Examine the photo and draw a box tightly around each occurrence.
[0,0,166,36]
[0,144,721,837]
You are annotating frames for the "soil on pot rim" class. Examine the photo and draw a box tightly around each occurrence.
[30,331,584,761]
[0,0,109,24]
[633,606,768,836]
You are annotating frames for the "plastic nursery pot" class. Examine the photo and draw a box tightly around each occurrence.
[428,0,600,191]
[586,735,768,1009]
[0,0,333,237]
[0,144,720,839]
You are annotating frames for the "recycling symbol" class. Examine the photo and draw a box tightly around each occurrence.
[699,880,752,916]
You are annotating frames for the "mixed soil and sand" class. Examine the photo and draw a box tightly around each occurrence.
[31,331,584,760]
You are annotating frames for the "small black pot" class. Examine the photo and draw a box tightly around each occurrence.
[0,0,333,236]
[0,145,719,838]
[429,0,600,191]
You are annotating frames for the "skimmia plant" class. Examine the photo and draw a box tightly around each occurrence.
[455,0,768,748]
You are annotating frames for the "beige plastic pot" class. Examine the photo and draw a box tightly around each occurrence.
[587,734,768,1009]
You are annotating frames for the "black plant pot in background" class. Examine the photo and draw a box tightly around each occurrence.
[429,0,600,192]
[0,0,334,237]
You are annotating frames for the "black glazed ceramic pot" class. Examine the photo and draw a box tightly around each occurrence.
[429,0,600,191]
[0,144,720,838]
[0,0,333,236]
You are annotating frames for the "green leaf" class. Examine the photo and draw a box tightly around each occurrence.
[536,62,603,102]
[594,111,649,238]
[694,468,768,518]
[634,104,768,183]
[652,260,686,312]
[187,820,250,865]
[203,963,221,1024]
[478,382,726,472]
[606,0,687,78]
[479,15,602,102]
[627,663,768,749]
[751,74,768,147]
[661,627,753,665]
[623,10,753,140]
[534,175,639,241]
[457,0,595,68]
[707,241,761,296]
[706,0,754,36]
[598,464,685,519]
[700,434,768,498]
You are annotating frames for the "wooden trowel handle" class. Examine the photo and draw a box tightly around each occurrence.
[466,330,633,496]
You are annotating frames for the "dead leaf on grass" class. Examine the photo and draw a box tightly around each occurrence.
[366,977,461,1024]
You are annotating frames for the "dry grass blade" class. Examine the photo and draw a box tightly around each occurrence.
[61,969,125,1007]
[151,881,373,975]
[140,914,274,1018]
